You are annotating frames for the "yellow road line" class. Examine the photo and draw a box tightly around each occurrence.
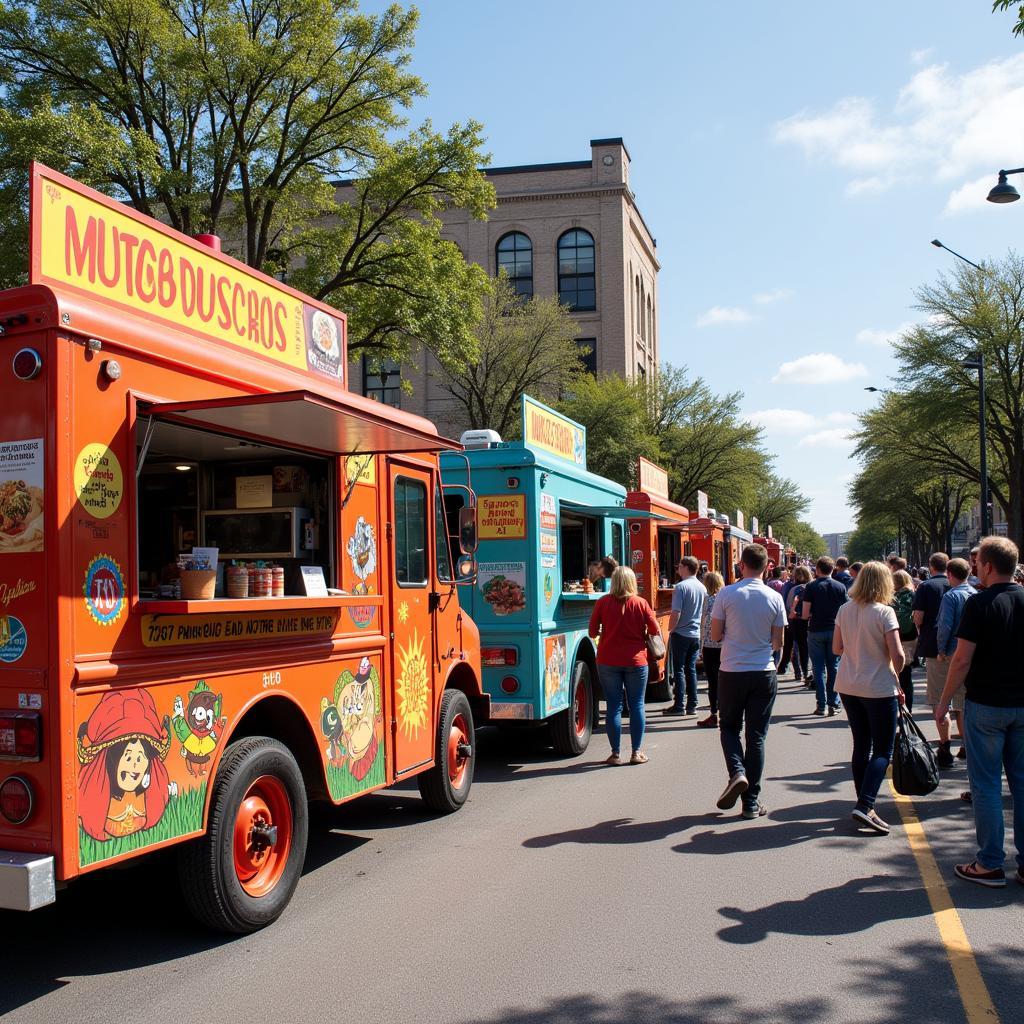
[888,780,1000,1023]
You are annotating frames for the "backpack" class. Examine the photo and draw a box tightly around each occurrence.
[892,590,917,641]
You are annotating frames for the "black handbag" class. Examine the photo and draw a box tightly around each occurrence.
[891,705,940,796]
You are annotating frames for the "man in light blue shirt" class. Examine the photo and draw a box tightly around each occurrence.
[937,557,977,759]
[710,543,787,819]
[663,555,706,716]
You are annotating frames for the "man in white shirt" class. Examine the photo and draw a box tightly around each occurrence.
[711,543,787,819]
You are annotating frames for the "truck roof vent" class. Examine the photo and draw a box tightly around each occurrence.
[460,429,502,449]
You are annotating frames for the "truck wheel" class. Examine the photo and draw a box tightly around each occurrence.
[177,736,308,934]
[418,689,475,814]
[551,660,593,756]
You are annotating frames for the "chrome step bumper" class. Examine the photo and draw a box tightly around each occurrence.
[0,851,55,910]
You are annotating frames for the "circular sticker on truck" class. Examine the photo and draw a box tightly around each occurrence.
[74,444,123,519]
[84,555,125,625]
[0,615,27,662]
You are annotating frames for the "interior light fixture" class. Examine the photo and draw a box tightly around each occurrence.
[175,464,192,472]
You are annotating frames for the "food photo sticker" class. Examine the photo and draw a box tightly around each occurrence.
[0,437,44,553]
[304,306,344,380]
[73,443,123,520]
[478,561,527,616]
[83,554,125,626]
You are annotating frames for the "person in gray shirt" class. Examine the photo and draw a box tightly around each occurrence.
[663,555,706,716]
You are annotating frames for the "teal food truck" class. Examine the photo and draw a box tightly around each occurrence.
[440,397,634,755]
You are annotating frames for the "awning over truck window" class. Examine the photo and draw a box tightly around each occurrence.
[563,505,669,520]
[138,390,461,455]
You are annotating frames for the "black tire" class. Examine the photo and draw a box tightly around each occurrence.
[177,736,308,934]
[418,689,475,814]
[550,660,594,756]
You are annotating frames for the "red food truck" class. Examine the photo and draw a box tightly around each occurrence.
[0,165,486,932]
[754,533,784,573]
[625,457,688,700]
[685,508,733,582]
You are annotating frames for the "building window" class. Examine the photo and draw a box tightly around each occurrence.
[363,357,401,407]
[558,229,596,311]
[496,231,533,298]
[637,361,646,381]
[575,337,597,376]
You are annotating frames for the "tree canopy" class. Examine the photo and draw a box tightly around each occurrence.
[0,0,494,365]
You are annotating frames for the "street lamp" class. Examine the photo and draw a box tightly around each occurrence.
[864,386,879,392]
[930,239,982,270]
[986,168,1024,204]
[962,351,990,538]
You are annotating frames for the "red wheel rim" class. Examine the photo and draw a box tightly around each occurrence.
[233,774,293,898]
[573,677,589,738]
[447,713,470,789]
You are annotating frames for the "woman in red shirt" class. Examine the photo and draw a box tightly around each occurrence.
[588,566,661,765]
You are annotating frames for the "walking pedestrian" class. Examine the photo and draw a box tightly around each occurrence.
[914,552,953,768]
[698,571,724,728]
[833,557,855,590]
[778,569,798,676]
[935,537,1024,887]
[968,546,982,589]
[787,565,812,684]
[663,555,706,717]
[711,544,787,819]
[803,556,848,715]
[937,558,976,769]
[833,562,905,835]
[588,566,660,766]
[891,570,917,709]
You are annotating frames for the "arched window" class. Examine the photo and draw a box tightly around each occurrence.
[647,296,654,346]
[635,278,641,335]
[639,280,646,339]
[496,232,533,298]
[557,229,596,311]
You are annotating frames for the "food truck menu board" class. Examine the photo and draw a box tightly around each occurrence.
[522,396,586,469]
[30,163,346,387]
[638,457,669,500]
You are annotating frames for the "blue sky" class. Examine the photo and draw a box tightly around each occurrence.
[371,1,1024,533]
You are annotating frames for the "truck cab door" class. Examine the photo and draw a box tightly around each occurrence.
[387,462,438,775]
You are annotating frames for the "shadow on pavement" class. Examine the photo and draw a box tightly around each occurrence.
[769,762,849,794]
[523,812,719,848]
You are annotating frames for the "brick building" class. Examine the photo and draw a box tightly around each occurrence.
[348,137,660,437]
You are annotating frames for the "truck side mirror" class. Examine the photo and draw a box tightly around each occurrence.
[459,505,478,554]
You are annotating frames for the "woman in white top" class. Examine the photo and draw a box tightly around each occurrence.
[833,561,906,835]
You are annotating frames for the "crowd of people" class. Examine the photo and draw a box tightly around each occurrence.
[587,537,1024,888]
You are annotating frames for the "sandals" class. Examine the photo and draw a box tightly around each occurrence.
[605,753,623,766]
[629,750,649,765]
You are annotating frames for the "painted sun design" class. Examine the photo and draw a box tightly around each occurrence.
[397,601,410,624]
[396,631,429,738]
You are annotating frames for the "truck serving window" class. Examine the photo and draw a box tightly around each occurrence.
[135,419,334,598]
[658,529,682,587]
[395,477,427,586]
[560,510,599,588]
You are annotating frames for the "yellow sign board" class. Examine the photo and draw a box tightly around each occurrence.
[522,396,585,467]
[478,495,527,539]
[142,610,339,647]
[30,164,346,384]
[345,455,376,486]
[637,457,669,499]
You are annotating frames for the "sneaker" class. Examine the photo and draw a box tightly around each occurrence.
[960,790,973,804]
[852,808,890,834]
[661,707,685,716]
[954,861,1006,888]
[683,709,697,718]
[804,681,816,690]
[937,742,955,769]
[697,714,718,728]
[827,706,837,717]
[742,803,768,819]
[716,773,749,810]
[956,746,967,760]
[812,707,827,717]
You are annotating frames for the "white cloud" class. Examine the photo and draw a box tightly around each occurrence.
[911,48,934,66]
[744,408,818,434]
[799,428,857,449]
[774,55,1024,209]
[695,305,754,328]
[771,352,869,385]
[944,173,1001,215]
[856,321,915,347]
[753,288,794,305]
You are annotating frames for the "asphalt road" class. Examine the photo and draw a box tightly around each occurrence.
[2,670,1021,1024]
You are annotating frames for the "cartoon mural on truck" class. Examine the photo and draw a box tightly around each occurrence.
[320,657,385,800]
[172,681,226,777]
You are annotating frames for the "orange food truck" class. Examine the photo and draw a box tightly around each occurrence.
[625,458,688,701]
[685,503,733,582]
[754,532,784,572]
[0,165,486,932]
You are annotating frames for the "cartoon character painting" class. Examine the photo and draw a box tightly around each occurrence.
[346,516,377,595]
[77,689,172,841]
[320,657,383,788]
[544,634,569,709]
[172,681,226,777]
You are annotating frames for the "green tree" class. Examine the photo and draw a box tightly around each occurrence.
[432,275,586,438]
[0,0,494,365]
[786,520,828,559]
[748,471,811,539]
[846,520,897,563]
[993,0,1024,36]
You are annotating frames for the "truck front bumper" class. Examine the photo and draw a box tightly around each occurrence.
[0,851,55,910]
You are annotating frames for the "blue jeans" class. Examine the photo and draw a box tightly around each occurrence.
[670,633,700,712]
[964,700,1024,871]
[808,629,840,709]
[840,693,898,811]
[718,670,777,808]
[598,664,648,755]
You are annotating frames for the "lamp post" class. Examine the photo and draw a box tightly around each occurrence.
[931,239,982,270]
[962,351,990,538]
[985,168,1024,204]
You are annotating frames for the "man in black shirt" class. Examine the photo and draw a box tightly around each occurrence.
[937,536,1024,888]
[802,556,848,716]
[913,552,952,767]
